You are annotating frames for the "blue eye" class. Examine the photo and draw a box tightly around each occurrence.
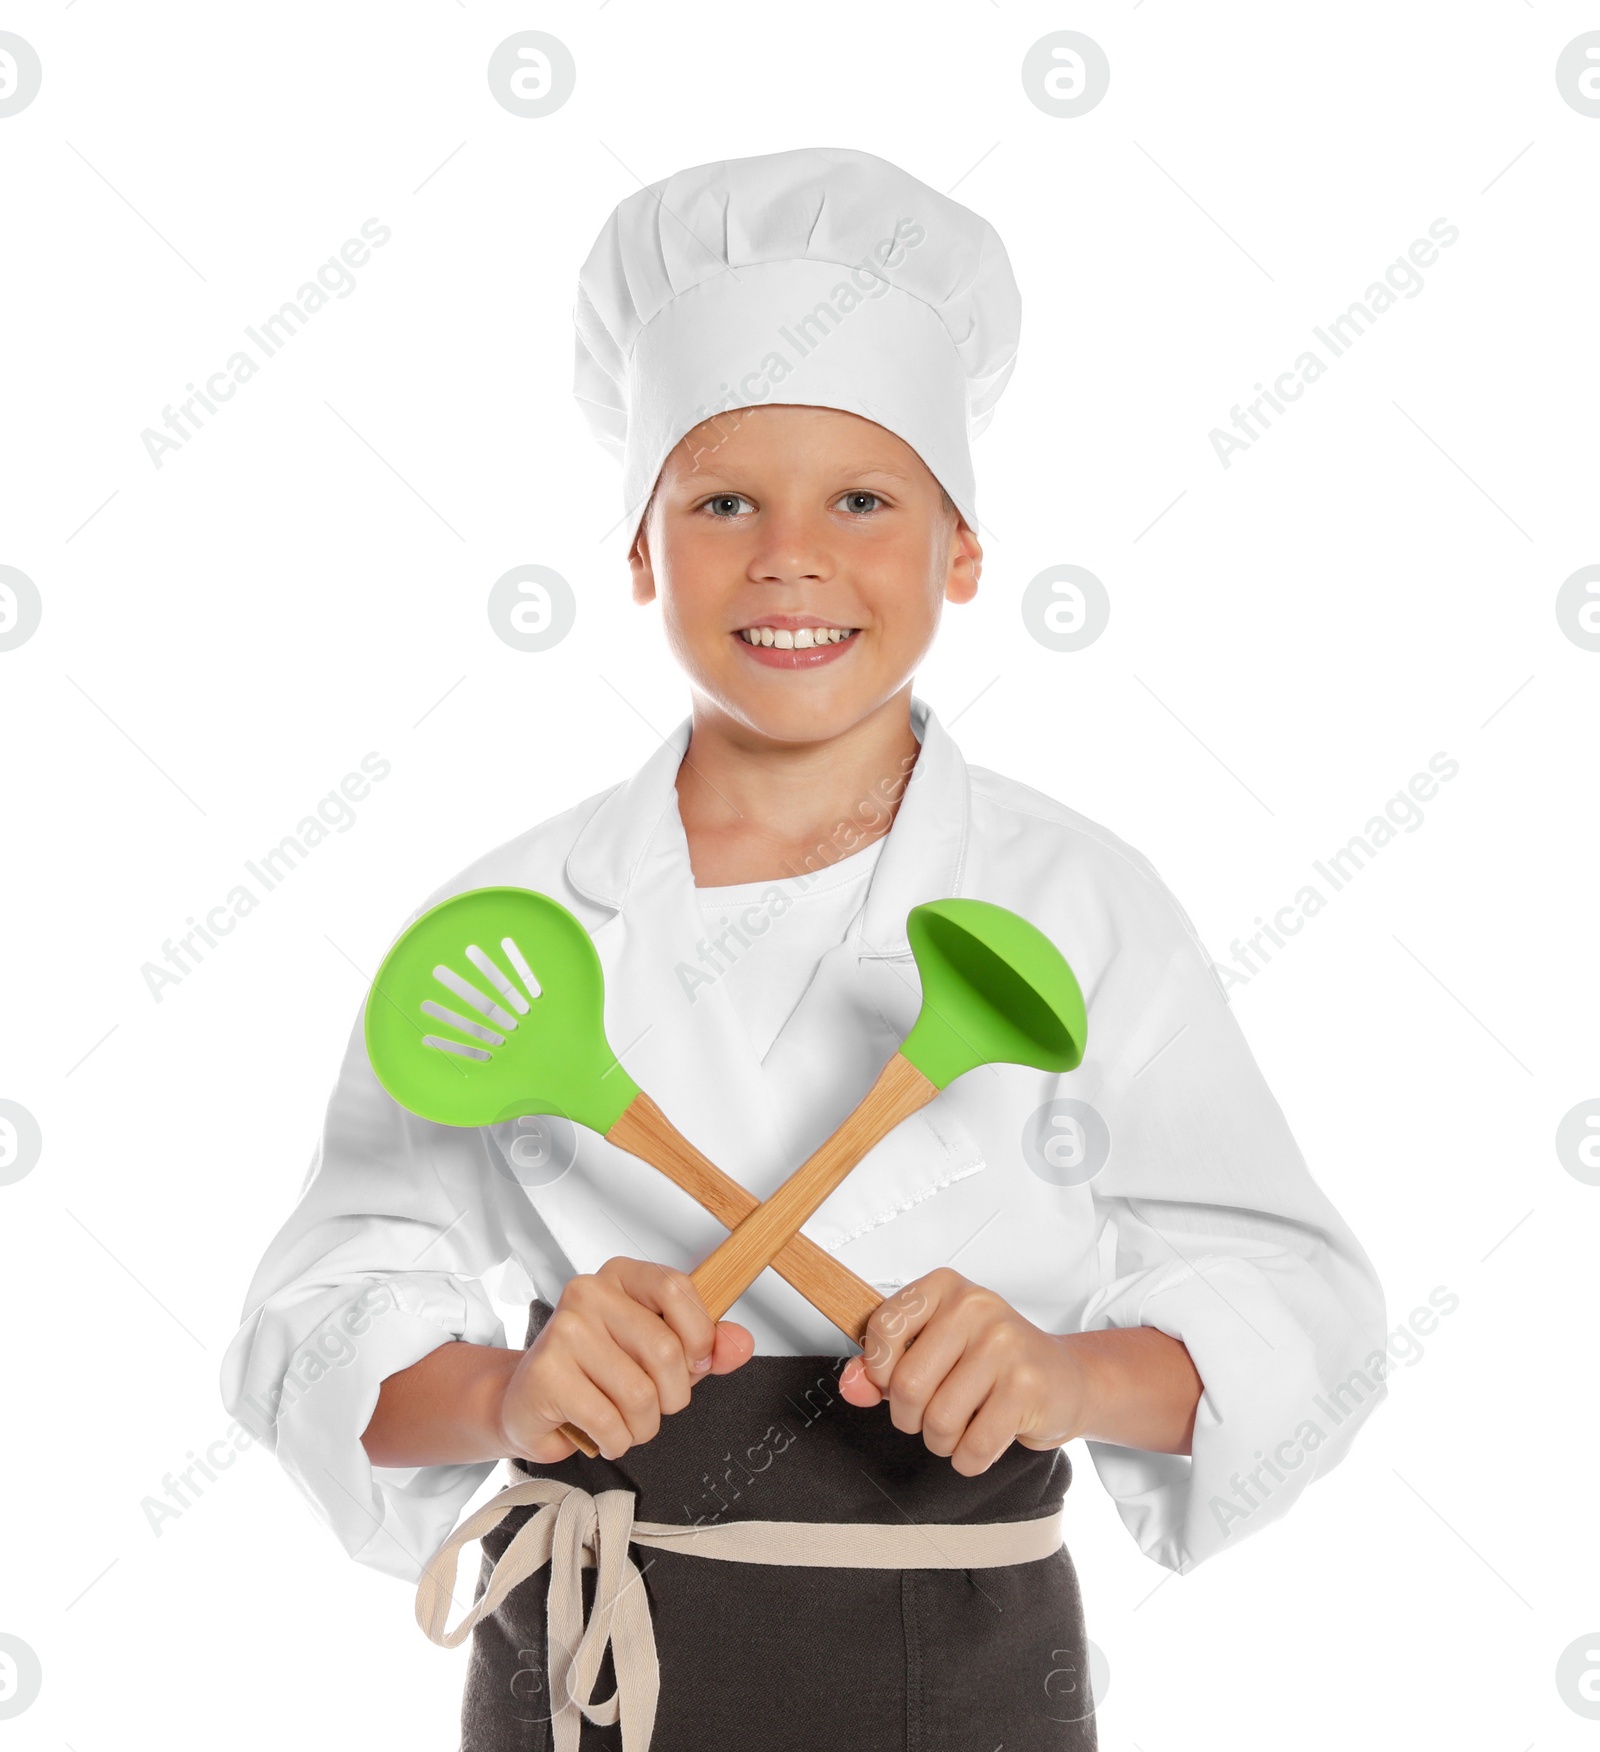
[703,493,751,518]
[839,491,882,515]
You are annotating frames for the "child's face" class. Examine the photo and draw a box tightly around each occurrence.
[628,404,982,744]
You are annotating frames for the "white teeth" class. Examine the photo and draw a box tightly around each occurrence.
[739,626,858,647]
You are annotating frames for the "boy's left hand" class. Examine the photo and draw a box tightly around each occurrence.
[838,1268,1093,1472]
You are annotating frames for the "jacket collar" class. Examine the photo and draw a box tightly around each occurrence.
[564,692,972,953]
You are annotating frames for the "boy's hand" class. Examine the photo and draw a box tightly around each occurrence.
[838,1269,1088,1472]
[838,1268,1201,1470]
[498,1256,754,1464]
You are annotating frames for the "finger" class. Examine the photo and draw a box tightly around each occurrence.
[709,1321,755,1374]
[857,1275,947,1395]
[880,1318,972,1436]
[573,1335,670,1453]
[512,1349,637,1463]
[599,1296,700,1415]
[839,1355,883,1405]
[947,1377,1023,1477]
[608,1258,719,1375]
[605,1311,752,1415]
[918,1347,1003,1461]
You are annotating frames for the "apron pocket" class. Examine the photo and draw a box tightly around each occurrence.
[905,1547,1098,1751]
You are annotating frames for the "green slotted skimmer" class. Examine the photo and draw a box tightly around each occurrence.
[364,886,643,1134]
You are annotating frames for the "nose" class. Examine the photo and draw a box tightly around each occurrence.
[746,505,834,587]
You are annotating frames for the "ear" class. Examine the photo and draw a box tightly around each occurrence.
[628,519,657,606]
[943,513,982,606]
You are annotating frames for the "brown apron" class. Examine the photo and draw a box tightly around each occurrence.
[427,1298,1098,1751]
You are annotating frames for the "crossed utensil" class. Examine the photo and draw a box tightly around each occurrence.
[365,886,1087,1457]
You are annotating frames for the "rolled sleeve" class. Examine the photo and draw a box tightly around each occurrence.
[219,993,576,1585]
[1073,902,1389,1573]
[222,1271,507,1584]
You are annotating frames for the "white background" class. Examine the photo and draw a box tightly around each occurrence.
[2,2,1597,1746]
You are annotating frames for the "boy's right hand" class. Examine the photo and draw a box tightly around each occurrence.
[497,1256,754,1463]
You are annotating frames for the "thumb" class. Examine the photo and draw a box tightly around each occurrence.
[838,1354,885,1406]
[702,1321,755,1375]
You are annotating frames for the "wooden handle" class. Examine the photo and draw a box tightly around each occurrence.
[557,1420,602,1457]
[691,1052,938,1323]
[552,1082,907,1458]
[608,1091,884,1344]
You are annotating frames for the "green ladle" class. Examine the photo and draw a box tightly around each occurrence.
[691,895,1088,1321]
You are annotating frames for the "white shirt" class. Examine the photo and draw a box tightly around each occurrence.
[219,694,1388,1587]
[691,836,885,1062]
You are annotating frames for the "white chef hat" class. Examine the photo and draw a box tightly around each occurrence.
[573,145,1021,552]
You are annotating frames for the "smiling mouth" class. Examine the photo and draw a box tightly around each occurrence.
[736,625,860,648]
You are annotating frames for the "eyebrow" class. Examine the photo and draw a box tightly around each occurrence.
[833,462,913,480]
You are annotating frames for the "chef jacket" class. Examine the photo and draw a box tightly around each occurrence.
[219,693,1389,1586]
[693,834,885,1060]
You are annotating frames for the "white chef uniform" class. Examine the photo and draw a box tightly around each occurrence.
[218,693,1390,1588]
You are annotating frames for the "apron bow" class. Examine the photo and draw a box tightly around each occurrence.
[415,1474,660,1752]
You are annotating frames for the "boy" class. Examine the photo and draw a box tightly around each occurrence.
[223,148,1387,1751]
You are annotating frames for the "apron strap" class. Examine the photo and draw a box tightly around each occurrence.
[622,1506,1066,1568]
